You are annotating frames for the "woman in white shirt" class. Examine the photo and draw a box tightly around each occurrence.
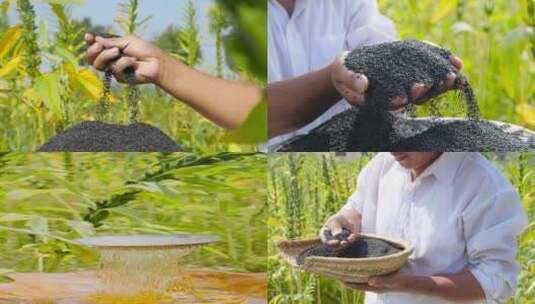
[321,152,527,304]
[267,0,464,149]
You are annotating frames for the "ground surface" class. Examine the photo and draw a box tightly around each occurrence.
[0,270,266,304]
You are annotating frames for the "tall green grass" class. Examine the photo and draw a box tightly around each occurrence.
[0,152,267,275]
[0,0,263,152]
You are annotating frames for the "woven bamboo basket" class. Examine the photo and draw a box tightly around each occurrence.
[278,234,413,283]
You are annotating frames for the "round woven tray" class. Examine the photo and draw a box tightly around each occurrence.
[75,234,219,250]
[278,234,413,283]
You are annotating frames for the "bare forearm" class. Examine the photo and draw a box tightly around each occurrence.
[404,271,485,301]
[267,65,341,138]
[156,54,263,129]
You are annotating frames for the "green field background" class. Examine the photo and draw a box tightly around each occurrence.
[378,0,534,126]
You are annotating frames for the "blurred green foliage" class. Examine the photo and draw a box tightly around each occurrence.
[0,0,267,152]
[0,152,267,275]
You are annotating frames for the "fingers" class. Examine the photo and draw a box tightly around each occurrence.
[343,282,384,293]
[319,227,332,244]
[343,73,368,105]
[392,83,433,108]
[85,33,95,45]
[409,83,433,105]
[408,71,457,105]
[111,56,137,76]
[331,52,368,106]
[449,55,463,70]
[334,71,367,106]
[368,277,388,288]
[326,220,343,247]
[346,220,360,243]
[338,218,357,247]
[346,233,358,244]
[93,47,121,71]
[95,36,130,53]
[411,83,432,101]
[444,72,456,89]
[87,42,104,65]
[390,95,409,110]
[330,219,344,236]
[421,40,463,70]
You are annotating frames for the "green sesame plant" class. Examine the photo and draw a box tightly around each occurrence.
[0,152,267,275]
[0,0,264,152]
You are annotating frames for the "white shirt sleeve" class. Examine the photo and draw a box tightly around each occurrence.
[345,0,398,50]
[344,153,386,213]
[462,188,528,304]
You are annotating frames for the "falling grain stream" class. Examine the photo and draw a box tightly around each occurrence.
[0,235,266,304]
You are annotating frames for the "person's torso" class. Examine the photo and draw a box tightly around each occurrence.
[267,0,355,147]
[269,0,352,81]
[360,153,493,304]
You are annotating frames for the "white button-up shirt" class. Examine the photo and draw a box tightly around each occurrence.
[344,152,527,304]
[268,0,397,148]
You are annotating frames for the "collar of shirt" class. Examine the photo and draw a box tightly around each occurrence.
[393,152,470,185]
[270,0,306,21]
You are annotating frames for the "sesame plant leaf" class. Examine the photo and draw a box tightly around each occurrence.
[451,22,474,34]
[51,45,79,67]
[26,216,49,236]
[0,55,21,78]
[6,188,68,201]
[0,25,22,59]
[216,0,267,143]
[431,0,455,24]
[69,67,103,101]
[516,103,535,127]
[0,268,14,283]
[34,72,63,119]
[218,0,267,82]
[67,220,95,237]
[38,19,49,48]
[0,212,32,223]
[0,1,10,16]
[222,97,267,143]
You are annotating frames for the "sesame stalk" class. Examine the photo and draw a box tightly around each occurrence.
[16,0,41,83]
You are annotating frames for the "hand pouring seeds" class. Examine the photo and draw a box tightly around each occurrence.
[276,40,535,152]
[38,33,182,152]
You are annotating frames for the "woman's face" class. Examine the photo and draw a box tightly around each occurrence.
[390,152,442,171]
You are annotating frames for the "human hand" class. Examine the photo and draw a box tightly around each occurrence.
[410,41,464,106]
[319,208,361,250]
[330,48,464,110]
[85,33,166,85]
[343,273,417,293]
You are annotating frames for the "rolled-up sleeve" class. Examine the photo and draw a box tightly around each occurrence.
[462,189,528,303]
[345,0,398,49]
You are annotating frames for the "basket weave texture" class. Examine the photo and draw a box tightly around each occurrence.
[278,234,413,283]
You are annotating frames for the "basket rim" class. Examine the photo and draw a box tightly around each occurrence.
[278,233,413,265]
